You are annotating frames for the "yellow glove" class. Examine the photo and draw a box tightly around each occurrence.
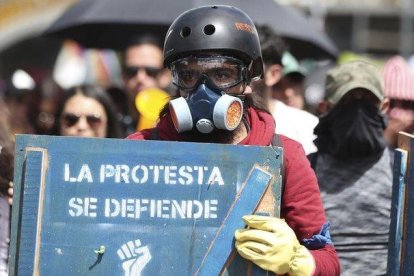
[234,215,315,276]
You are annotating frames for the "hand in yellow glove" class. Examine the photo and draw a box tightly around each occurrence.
[234,215,315,276]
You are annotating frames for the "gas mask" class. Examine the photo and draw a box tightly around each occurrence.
[169,83,243,133]
[169,55,247,134]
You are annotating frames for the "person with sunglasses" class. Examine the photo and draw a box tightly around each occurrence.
[123,34,172,98]
[52,85,123,138]
[128,5,339,275]
[122,35,173,132]
[383,55,414,148]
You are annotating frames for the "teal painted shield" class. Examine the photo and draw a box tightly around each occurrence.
[9,135,282,275]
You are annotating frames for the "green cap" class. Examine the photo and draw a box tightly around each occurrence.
[281,51,307,76]
[325,60,384,105]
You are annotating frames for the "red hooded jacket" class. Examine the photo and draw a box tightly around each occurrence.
[128,107,340,275]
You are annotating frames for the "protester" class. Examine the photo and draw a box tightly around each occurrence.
[28,76,64,136]
[309,60,392,275]
[122,35,173,131]
[128,6,339,275]
[253,25,319,154]
[3,76,37,135]
[52,85,123,138]
[383,55,414,148]
[0,100,14,276]
[273,51,308,110]
[303,61,336,116]
[123,34,172,99]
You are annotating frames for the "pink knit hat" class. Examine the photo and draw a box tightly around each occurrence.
[383,55,414,101]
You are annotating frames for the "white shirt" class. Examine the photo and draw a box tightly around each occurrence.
[271,100,319,154]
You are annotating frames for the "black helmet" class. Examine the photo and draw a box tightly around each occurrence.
[163,5,263,82]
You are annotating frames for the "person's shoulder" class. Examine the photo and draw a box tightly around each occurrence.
[277,134,312,169]
[126,132,143,140]
[286,105,318,124]
[277,133,305,153]
[126,129,153,140]
[296,108,318,123]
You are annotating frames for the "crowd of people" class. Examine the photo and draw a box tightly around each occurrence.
[1,3,414,276]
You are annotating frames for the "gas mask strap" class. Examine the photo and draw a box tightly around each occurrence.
[242,115,250,133]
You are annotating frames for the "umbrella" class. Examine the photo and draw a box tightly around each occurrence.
[45,0,338,60]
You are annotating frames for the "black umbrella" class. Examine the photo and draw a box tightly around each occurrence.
[45,0,338,60]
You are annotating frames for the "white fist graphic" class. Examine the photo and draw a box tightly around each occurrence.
[117,239,151,276]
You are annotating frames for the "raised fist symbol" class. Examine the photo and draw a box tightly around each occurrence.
[117,239,152,276]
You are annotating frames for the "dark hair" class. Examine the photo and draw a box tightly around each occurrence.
[256,25,287,66]
[124,34,164,50]
[52,85,123,138]
[121,34,165,73]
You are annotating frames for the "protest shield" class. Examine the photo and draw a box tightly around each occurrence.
[9,135,282,275]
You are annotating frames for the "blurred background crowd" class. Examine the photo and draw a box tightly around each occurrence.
[0,0,413,139]
[1,0,414,275]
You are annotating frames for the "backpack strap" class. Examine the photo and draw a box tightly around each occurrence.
[307,152,318,170]
[271,133,285,192]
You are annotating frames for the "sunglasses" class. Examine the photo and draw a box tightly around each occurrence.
[61,113,102,128]
[390,99,414,110]
[124,66,164,78]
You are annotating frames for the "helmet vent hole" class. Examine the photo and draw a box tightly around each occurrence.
[181,27,191,37]
[204,24,215,35]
